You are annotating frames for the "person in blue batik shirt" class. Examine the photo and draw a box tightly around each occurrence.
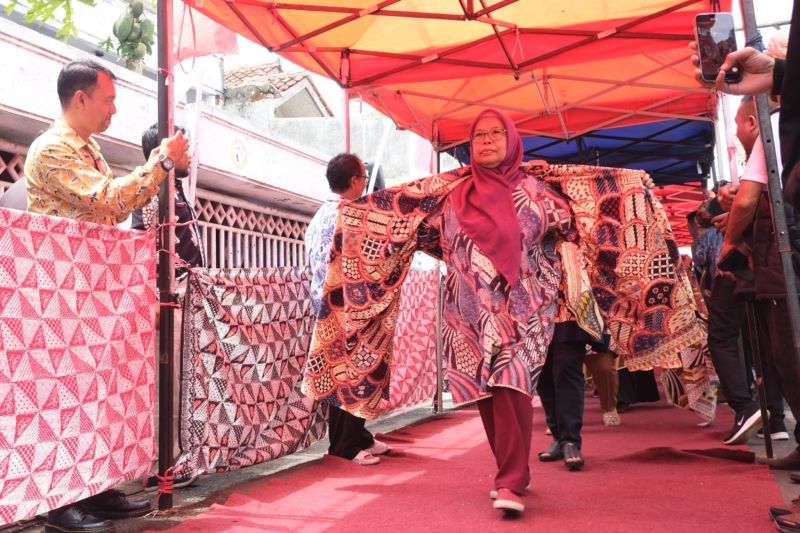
[304,153,391,465]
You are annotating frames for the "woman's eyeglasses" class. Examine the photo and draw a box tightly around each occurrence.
[471,128,507,142]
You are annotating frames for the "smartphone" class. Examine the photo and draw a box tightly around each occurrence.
[717,249,754,281]
[705,197,725,217]
[695,13,742,83]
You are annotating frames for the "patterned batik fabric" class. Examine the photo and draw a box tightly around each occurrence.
[380,269,440,414]
[303,170,469,419]
[555,240,604,339]
[536,163,706,370]
[0,208,157,525]
[305,163,705,419]
[25,119,165,225]
[178,268,327,476]
[305,199,339,315]
[439,178,572,405]
[661,256,718,421]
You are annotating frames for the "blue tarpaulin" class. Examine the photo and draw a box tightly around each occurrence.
[450,119,715,187]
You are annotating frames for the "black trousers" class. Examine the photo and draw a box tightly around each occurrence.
[707,276,784,420]
[757,299,800,446]
[327,406,374,460]
[536,339,585,448]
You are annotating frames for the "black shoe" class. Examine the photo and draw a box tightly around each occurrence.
[759,449,800,470]
[723,405,763,445]
[82,489,151,519]
[772,505,795,521]
[776,512,800,532]
[144,469,199,492]
[757,419,791,441]
[773,497,800,520]
[45,504,114,533]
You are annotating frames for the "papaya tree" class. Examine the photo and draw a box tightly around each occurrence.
[100,0,155,71]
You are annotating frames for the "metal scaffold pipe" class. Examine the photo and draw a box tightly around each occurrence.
[739,0,800,368]
[157,0,176,510]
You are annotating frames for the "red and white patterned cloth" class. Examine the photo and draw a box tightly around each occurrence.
[0,208,157,525]
[178,268,328,476]
[380,269,439,414]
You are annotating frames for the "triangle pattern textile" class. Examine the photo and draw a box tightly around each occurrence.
[379,269,439,414]
[0,208,157,525]
[178,268,327,476]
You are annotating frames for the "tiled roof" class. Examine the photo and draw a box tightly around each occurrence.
[224,62,334,116]
[266,71,310,93]
[223,61,282,88]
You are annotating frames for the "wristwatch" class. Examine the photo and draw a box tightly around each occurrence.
[158,154,174,172]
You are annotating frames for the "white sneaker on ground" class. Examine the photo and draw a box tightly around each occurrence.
[352,450,380,466]
[365,439,391,456]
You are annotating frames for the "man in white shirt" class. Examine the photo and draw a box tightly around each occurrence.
[304,153,391,465]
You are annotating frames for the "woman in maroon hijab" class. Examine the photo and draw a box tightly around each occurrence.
[440,109,572,514]
[304,108,574,516]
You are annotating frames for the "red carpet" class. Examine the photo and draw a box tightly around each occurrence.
[150,397,781,532]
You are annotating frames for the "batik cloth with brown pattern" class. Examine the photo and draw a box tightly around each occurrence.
[303,163,704,419]
[536,163,705,370]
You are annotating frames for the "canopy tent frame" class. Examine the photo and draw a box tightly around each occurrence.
[739,0,800,388]
[156,0,177,510]
[218,0,701,89]
[351,55,716,149]
[182,0,721,143]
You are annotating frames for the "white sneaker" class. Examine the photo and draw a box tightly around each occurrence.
[365,439,391,456]
[352,450,380,466]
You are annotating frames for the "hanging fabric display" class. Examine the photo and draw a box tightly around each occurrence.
[380,268,439,414]
[0,209,157,525]
[178,268,327,475]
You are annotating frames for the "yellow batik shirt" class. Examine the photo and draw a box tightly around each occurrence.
[25,118,166,225]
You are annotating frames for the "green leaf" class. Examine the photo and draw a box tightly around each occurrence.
[4,0,20,15]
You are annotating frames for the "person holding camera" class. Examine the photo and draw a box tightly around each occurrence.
[693,3,800,527]
[704,97,787,446]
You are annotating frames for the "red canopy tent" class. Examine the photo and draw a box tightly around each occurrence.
[176,0,729,245]
[179,0,726,148]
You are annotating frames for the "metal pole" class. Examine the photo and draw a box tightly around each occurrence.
[744,302,773,458]
[434,265,444,414]
[433,143,445,414]
[157,0,176,510]
[740,0,800,365]
[720,94,738,185]
[344,90,351,153]
[713,104,729,186]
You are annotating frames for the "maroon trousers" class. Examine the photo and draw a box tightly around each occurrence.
[477,387,533,495]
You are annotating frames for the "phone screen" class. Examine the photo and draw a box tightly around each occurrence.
[695,13,740,83]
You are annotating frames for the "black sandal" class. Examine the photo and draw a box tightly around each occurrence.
[561,442,584,471]
[537,440,562,462]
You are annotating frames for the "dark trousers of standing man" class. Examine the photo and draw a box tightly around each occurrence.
[327,406,374,460]
[707,276,784,420]
[536,340,585,448]
[758,299,800,447]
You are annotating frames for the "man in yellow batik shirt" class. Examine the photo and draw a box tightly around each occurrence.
[23,59,188,533]
[26,59,187,225]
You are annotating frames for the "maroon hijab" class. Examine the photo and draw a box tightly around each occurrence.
[450,109,526,285]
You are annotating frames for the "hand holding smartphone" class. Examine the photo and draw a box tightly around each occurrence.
[717,249,754,282]
[695,13,742,84]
